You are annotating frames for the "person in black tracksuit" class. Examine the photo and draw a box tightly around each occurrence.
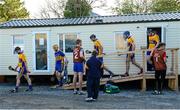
[85,50,103,102]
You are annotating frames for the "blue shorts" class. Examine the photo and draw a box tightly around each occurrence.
[97,57,103,63]
[55,63,63,73]
[147,51,151,55]
[18,67,27,74]
[73,62,84,73]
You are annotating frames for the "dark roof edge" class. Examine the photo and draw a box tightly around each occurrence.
[5,11,180,22]
[1,19,180,29]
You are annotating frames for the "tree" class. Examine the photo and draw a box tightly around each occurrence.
[112,0,152,15]
[64,0,92,18]
[112,0,180,15]
[39,0,66,18]
[151,0,180,12]
[38,0,107,18]
[0,0,29,22]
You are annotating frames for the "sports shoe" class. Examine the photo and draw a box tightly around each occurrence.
[121,73,129,77]
[10,88,18,93]
[158,91,163,95]
[85,97,93,102]
[78,91,85,95]
[152,90,159,95]
[138,68,143,75]
[25,88,33,92]
[109,74,113,79]
[73,90,78,94]
[92,98,97,101]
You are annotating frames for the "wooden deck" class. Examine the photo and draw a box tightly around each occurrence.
[63,48,179,91]
[63,73,177,90]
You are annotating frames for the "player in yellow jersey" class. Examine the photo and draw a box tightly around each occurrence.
[10,47,32,93]
[122,31,143,77]
[90,34,114,78]
[147,30,160,71]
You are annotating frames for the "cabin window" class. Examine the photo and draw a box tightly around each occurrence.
[35,33,48,71]
[59,34,64,51]
[13,35,24,54]
[59,33,78,53]
[114,33,126,50]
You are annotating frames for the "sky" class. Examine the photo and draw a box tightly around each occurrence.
[23,0,116,18]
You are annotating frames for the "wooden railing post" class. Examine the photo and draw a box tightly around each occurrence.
[141,50,146,91]
[174,49,179,91]
[171,50,175,72]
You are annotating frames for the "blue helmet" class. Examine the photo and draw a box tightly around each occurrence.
[90,34,96,39]
[123,31,130,37]
[123,31,130,39]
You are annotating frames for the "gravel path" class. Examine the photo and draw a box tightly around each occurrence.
[0,84,180,109]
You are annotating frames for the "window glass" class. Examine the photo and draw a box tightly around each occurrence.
[59,34,64,51]
[65,34,77,53]
[13,36,24,54]
[115,33,126,50]
[35,33,48,70]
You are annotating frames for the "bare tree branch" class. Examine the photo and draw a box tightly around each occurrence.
[37,0,107,18]
[38,0,66,18]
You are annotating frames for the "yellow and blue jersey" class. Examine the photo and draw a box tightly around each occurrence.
[18,52,27,69]
[93,40,103,57]
[55,50,65,72]
[18,52,28,74]
[127,37,135,51]
[148,34,159,49]
[55,50,65,64]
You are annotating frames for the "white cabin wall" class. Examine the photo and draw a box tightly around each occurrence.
[0,21,180,75]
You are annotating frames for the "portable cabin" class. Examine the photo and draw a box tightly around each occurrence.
[0,12,180,76]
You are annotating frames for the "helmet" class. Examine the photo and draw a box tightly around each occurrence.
[147,29,152,33]
[14,46,21,54]
[123,31,130,39]
[90,34,96,39]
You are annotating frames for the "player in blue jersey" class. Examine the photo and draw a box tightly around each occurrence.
[53,44,66,87]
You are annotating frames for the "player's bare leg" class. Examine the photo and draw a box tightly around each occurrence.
[10,72,22,93]
[78,73,84,95]
[16,73,23,90]
[103,66,114,78]
[131,59,143,74]
[73,73,78,94]
[24,74,33,91]
[123,54,131,77]
[55,71,63,87]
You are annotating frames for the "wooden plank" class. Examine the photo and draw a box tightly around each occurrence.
[145,74,176,79]
[63,74,143,90]
[63,73,177,90]
[168,79,176,90]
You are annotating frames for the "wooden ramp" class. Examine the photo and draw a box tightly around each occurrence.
[63,48,179,91]
[63,73,178,91]
[63,74,143,90]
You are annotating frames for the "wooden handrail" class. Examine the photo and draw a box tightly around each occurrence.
[88,48,179,56]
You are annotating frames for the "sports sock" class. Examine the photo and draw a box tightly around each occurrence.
[58,79,63,86]
[15,86,19,91]
[28,85,32,90]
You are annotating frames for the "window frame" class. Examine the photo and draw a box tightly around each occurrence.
[146,26,166,43]
[58,33,79,54]
[114,32,127,51]
[32,31,50,73]
[12,35,24,55]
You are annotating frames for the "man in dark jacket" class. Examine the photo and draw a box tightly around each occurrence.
[85,50,103,102]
